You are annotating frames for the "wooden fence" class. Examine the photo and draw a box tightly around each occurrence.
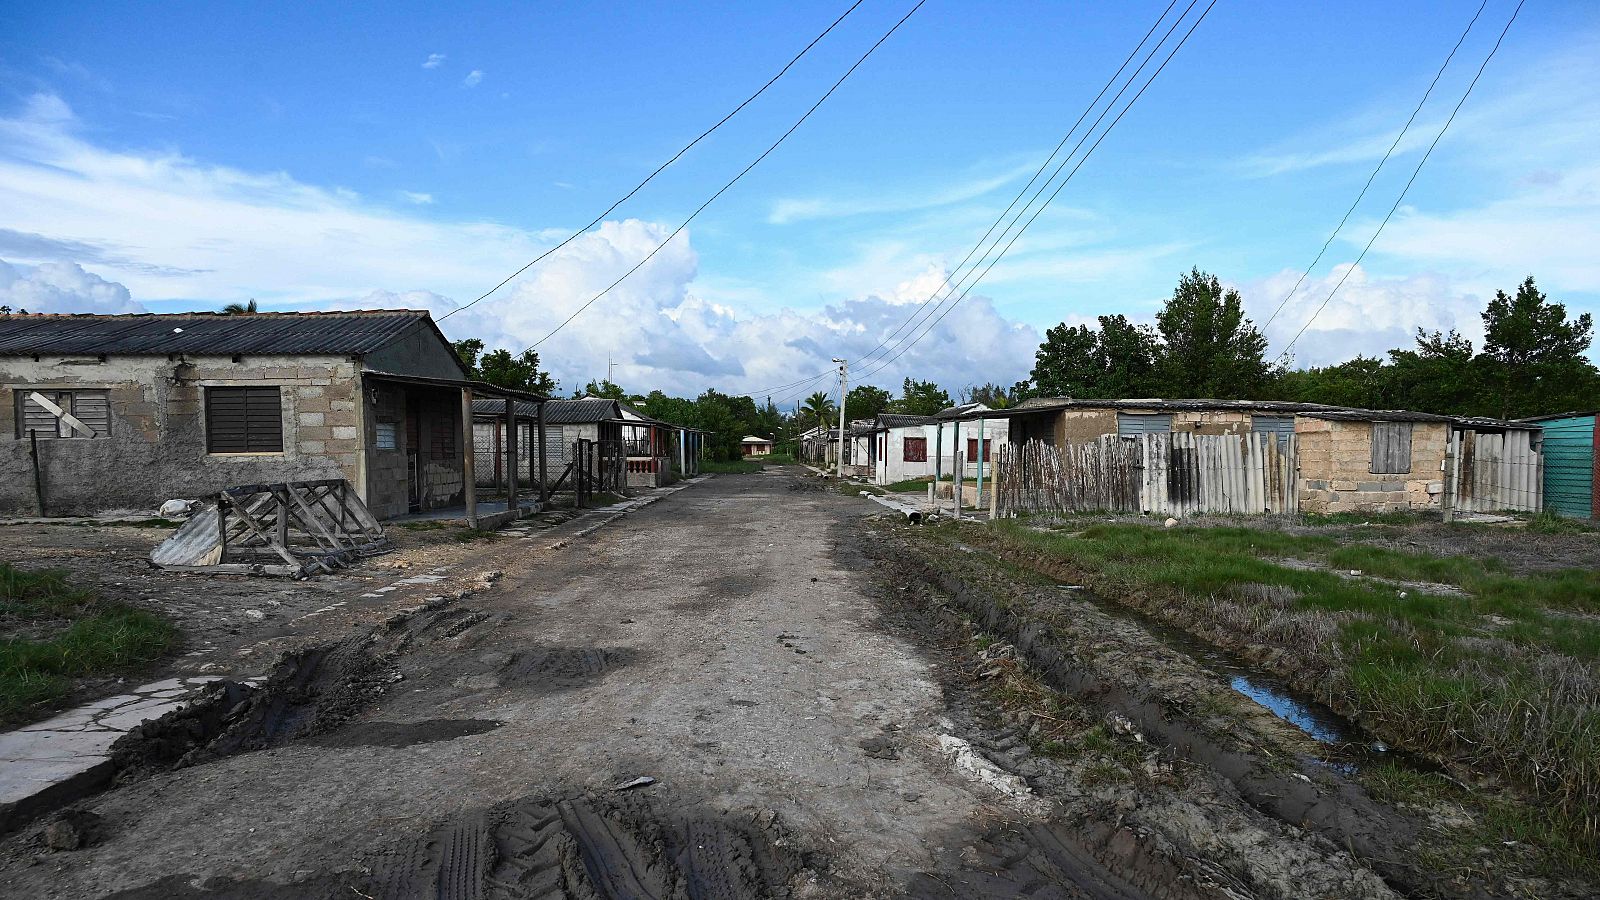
[1447,428,1542,514]
[994,433,1299,518]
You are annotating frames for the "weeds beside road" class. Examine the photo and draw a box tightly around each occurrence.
[946,516,1600,874]
[0,564,176,727]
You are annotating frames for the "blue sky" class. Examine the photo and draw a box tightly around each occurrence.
[2,0,1597,403]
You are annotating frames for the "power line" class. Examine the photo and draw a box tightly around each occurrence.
[851,0,1209,385]
[754,0,1189,402]
[438,0,867,322]
[1277,0,1524,362]
[515,0,927,353]
[850,0,1220,387]
[1258,0,1487,335]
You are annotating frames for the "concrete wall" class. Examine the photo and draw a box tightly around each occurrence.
[2,354,358,515]
[1053,409,1118,444]
[1295,418,1448,514]
[1171,410,1251,434]
[362,322,469,381]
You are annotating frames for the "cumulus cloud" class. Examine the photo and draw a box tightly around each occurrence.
[1241,264,1482,367]
[422,53,446,70]
[401,191,434,205]
[462,70,483,88]
[0,259,145,314]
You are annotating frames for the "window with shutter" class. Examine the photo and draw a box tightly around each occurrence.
[14,389,110,439]
[205,387,283,453]
[966,437,991,462]
[903,436,927,462]
[1370,421,1413,474]
[1117,413,1172,438]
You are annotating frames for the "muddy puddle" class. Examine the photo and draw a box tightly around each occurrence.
[1051,584,1391,768]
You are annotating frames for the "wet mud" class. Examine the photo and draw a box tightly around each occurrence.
[868,526,1483,899]
[304,718,503,748]
[364,791,804,899]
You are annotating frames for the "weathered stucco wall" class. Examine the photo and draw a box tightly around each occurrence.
[1294,418,1447,513]
[361,322,469,381]
[1053,409,1119,444]
[1,354,359,515]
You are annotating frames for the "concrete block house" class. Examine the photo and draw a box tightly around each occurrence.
[976,398,1543,515]
[0,310,545,520]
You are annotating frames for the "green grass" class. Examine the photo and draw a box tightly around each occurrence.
[885,477,934,493]
[702,458,765,474]
[0,564,177,726]
[1525,510,1600,535]
[956,520,1600,860]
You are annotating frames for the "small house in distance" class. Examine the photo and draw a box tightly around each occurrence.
[740,435,774,457]
[0,309,546,520]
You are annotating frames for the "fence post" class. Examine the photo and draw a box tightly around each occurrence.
[1442,431,1456,523]
[989,453,1000,521]
[953,452,964,519]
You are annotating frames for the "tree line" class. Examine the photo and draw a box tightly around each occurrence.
[449,269,1596,460]
[1019,269,1597,421]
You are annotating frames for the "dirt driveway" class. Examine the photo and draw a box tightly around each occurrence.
[1,470,1395,898]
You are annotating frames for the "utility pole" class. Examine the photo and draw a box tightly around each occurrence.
[832,358,848,478]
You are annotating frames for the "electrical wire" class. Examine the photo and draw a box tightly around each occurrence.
[1277,0,1524,362]
[849,0,1220,387]
[438,0,867,321]
[516,0,928,352]
[750,0,1188,402]
[1258,0,1487,334]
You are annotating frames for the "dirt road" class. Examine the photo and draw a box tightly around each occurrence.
[1,470,1398,898]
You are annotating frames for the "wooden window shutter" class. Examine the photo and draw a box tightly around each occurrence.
[903,436,927,462]
[206,387,283,453]
[1370,421,1413,474]
[15,389,110,439]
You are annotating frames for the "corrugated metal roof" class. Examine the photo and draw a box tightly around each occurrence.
[544,397,621,424]
[876,414,935,429]
[983,397,1538,429]
[0,310,430,356]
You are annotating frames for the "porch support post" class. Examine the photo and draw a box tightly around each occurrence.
[975,417,986,511]
[461,387,477,528]
[504,396,519,517]
[537,399,549,504]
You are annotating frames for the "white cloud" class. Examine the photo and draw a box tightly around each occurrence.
[401,191,434,205]
[768,158,1040,224]
[1241,264,1482,367]
[462,70,483,88]
[0,259,145,314]
[422,53,446,70]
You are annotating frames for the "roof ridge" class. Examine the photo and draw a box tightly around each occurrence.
[0,309,431,320]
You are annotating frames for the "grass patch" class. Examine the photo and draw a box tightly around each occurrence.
[452,527,500,542]
[958,519,1600,864]
[885,477,934,493]
[1298,510,1428,527]
[0,563,177,726]
[1525,511,1600,535]
[702,459,765,474]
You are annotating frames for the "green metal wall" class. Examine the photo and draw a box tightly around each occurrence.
[1540,414,1595,519]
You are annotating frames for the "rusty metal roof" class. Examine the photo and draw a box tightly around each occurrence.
[0,310,432,356]
[987,397,1539,429]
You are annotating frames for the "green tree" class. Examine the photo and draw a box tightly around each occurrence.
[1481,276,1596,418]
[800,391,836,433]
[891,378,953,416]
[1153,268,1275,398]
[577,379,627,401]
[1029,322,1100,398]
[1093,314,1159,397]
[452,339,559,394]
[1275,356,1392,409]
[1386,329,1477,415]
[963,382,1014,409]
[845,384,892,421]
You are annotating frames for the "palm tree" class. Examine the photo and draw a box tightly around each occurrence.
[220,299,258,315]
[800,391,836,433]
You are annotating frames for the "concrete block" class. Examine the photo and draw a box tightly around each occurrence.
[297,425,331,441]
[296,386,325,400]
[1426,481,1444,494]
[298,412,324,427]
[330,400,355,412]
[331,425,358,441]
[299,440,326,454]
[1331,480,1357,492]
[1303,479,1328,490]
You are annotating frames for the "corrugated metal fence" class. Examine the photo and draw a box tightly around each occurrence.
[995,433,1298,517]
[1446,429,1542,514]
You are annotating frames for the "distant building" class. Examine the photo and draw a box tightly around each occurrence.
[740,435,774,457]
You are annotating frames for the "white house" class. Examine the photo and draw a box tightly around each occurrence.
[867,405,1008,486]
